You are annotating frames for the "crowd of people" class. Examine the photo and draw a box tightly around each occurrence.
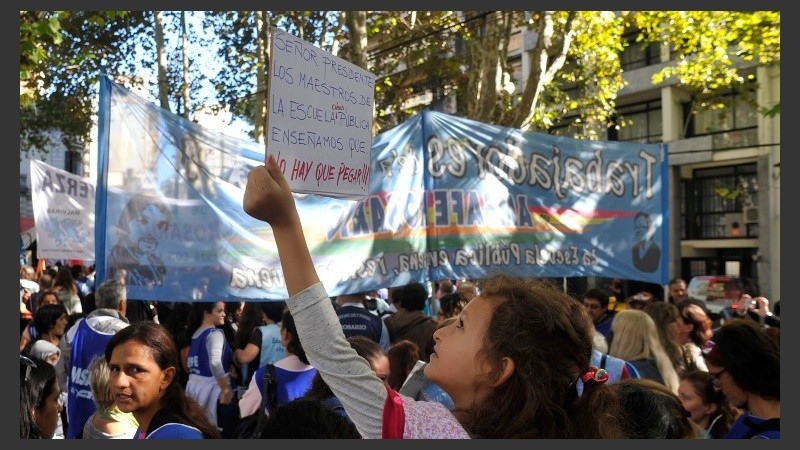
[19,157,780,439]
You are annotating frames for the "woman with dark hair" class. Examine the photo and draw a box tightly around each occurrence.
[676,300,713,371]
[233,301,287,387]
[20,354,62,439]
[615,378,702,438]
[185,301,237,437]
[105,321,221,439]
[20,289,60,352]
[53,266,82,315]
[20,302,68,355]
[703,319,780,439]
[238,309,317,417]
[108,194,172,287]
[386,339,421,392]
[678,370,737,438]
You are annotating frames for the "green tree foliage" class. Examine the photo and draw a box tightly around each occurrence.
[19,11,148,157]
[633,11,780,122]
[19,11,780,160]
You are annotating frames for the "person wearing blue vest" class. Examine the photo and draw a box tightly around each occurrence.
[238,309,317,417]
[105,321,220,439]
[233,301,287,387]
[58,279,129,439]
[185,301,237,438]
[336,291,391,351]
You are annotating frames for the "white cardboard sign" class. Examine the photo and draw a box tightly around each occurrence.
[267,27,376,200]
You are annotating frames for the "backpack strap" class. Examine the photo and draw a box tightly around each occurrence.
[600,353,608,370]
[263,364,277,414]
[250,364,276,439]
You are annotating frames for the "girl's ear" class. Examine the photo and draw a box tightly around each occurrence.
[491,357,515,387]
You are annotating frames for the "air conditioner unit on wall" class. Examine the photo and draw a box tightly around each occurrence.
[743,206,759,224]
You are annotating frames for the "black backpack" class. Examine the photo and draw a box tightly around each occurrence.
[232,364,277,439]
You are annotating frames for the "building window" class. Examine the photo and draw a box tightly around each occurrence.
[684,86,759,147]
[684,163,758,239]
[65,150,82,175]
[609,100,663,144]
[620,32,661,71]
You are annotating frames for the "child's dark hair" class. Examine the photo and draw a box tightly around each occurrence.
[305,335,384,402]
[259,398,361,438]
[463,274,624,438]
[616,378,700,438]
[20,354,57,438]
[281,309,309,365]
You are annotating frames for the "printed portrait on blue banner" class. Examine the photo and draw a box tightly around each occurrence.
[631,211,661,273]
[108,193,172,287]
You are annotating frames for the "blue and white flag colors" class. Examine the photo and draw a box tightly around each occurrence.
[95,76,668,302]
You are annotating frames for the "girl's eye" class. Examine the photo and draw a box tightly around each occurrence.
[455,318,464,329]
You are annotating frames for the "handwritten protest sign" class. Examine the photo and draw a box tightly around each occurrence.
[267,27,376,200]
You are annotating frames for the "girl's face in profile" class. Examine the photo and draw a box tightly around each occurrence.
[207,302,227,326]
[426,295,497,408]
[677,379,715,427]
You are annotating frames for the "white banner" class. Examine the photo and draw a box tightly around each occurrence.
[30,160,96,261]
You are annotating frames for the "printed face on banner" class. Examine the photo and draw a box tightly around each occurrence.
[128,205,171,254]
[109,194,172,287]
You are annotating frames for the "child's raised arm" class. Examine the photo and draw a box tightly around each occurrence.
[242,155,387,438]
[243,155,320,297]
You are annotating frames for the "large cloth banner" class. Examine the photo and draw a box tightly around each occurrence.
[30,160,96,261]
[96,76,668,302]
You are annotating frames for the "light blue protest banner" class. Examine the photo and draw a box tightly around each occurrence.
[95,76,667,302]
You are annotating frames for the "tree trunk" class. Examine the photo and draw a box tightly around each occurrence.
[154,11,170,111]
[181,11,190,119]
[254,11,269,147]
[509,11,575,130]
[345,11,368,70]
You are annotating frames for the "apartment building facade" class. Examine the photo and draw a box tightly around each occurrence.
[509,25,780,300]
[374,17,780,300]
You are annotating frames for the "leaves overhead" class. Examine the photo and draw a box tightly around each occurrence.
[20,10,780,160]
